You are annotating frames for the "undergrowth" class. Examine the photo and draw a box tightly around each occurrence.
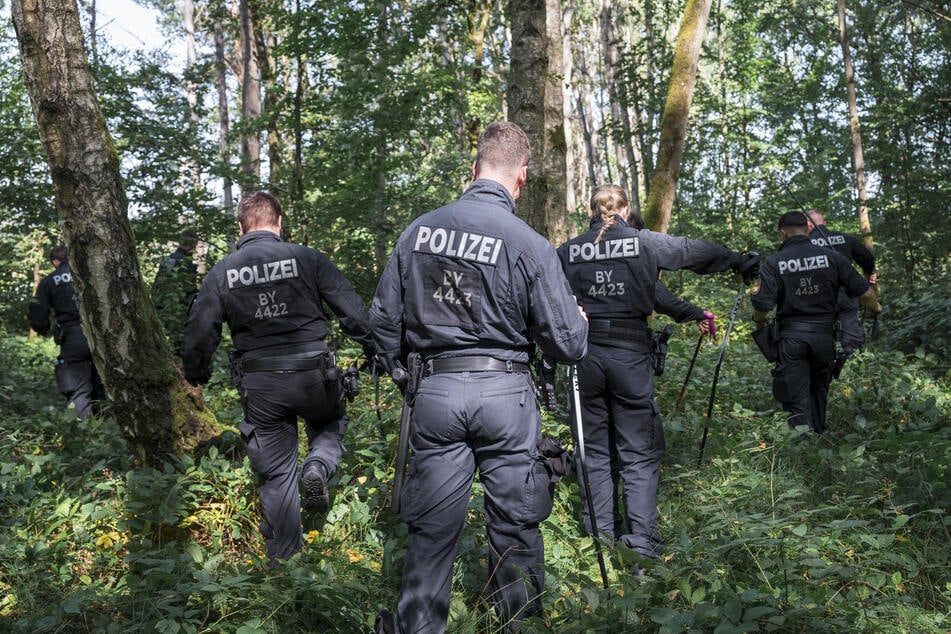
[0,324,948,633]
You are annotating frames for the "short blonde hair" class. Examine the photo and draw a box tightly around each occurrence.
[237,191,282,231]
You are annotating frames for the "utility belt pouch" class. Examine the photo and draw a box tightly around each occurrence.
[537,435,573,484]
[342,365,360,402]
[651,325,674,376]
[752,321,778,362]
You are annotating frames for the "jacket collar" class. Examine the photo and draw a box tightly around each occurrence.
[461,179,516,213]
[236,229,281,249]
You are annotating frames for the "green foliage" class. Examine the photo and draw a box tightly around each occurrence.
[2,317,949,632]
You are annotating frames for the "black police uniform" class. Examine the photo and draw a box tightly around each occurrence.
[751,234,870,432]
[557,216,750,559]
[370,179,588,633]
[151,245,199,350]
[808,227,875,356]
[180,230,375,563]
[28,261,105,420]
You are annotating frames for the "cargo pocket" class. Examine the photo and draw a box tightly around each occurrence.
[522,453,555,524]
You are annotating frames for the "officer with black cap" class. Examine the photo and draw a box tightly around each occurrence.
[751,211,881,434]
[556,183,760,565]
[29,245,106,420]
[180,191,375,564]
[370,121,589,633]
[806,210,877,367]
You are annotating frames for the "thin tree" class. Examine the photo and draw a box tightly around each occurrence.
[506,0,571,244]
[11,0,219,467]
[837,0,873,252]
[239,0,261,190]
[643,0,711,233]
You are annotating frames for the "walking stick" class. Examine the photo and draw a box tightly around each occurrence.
[696,284,745,468]
[568,364,610,589]
[675,332,705,412]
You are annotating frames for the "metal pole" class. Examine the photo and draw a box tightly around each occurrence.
[696,284,745,468]
[568,364,610,589]
[675,332,705,412]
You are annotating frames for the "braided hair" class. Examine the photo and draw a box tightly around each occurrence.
[590,184,630,244]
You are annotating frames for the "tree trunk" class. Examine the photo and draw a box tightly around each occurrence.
[506,0,570,244]
[214,16,235,219]
[12,0,218,467]
[837,0,873,252]
[644,0,711,233]
[239,0,261,190]
[599,0,630,196]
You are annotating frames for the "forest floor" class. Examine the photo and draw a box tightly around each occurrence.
[1,326,949,633]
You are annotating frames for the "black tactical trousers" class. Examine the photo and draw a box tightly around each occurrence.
[239,368,345,562]
[772,334,835,433]
[394,370,552,634]
[837,306,865,355]
[573,342,664,558]
[56,326,104,420]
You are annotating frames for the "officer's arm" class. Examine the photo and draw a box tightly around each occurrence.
[749,260,778,325]
[654,280,705,323]
[313,252,376,356]
[849,236,876,277]
[840,261,880,313]
[28,280,52,335]
[526,247,588,364]
[180,272,224,385]
[369,250,405,375]
[648,231,747,276]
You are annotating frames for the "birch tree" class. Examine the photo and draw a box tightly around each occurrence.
[11,0,219,467]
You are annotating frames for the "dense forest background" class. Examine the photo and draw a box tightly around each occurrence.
[1,0,948,631]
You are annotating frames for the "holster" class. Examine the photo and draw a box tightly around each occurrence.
[533,355,558,410]
[651,325,674,376]
[752,321,779,362]
[228,350,244,387]
[391,353,423,515]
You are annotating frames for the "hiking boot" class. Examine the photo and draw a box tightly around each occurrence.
[301,462,329,513]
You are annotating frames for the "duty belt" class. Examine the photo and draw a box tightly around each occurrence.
[587,317,651,349]
[779,321,834,336]
[425,356,530,376]
[242,350,327,373]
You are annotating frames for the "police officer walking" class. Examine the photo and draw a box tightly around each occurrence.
[180,191,375,565]
[28,245,105,420]
[751,211,881,434]
[151,229,200,351]
[806,210,877,368]
[556,184,759,564]
[370,122,589,633]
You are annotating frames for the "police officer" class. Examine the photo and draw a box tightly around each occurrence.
[370,122,588,633]
[151,230,199,351]
[28,245,105,420]
[751,211,881,434]
[180,191,375,564]
[806,210,877,367]
[556,184,759,563]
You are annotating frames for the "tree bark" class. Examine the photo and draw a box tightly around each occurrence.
[837,0,873,252]
[239,0,262,190]
[644,0,711,233]
[12,0,218,467]
[506,0,570,244]
[214,15,235,219]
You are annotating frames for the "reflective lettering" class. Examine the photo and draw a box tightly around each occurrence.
[777,254,830,274]
[568,237,639,262]
[413,225,504,265]
[226,258,300,289]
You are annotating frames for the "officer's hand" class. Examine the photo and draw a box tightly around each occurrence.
[699,311,717,340]
[868,271,878,285]
[734,251,760,284]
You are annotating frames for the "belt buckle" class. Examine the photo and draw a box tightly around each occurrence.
[505,359,514,372]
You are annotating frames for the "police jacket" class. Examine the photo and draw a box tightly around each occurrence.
[370,179,589,373]
[809,226,875,311]
[655,281,705,323]
[750,234,870,327]
[29,262,81,336]
[557,217,741,346]
[181,230,375,384]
